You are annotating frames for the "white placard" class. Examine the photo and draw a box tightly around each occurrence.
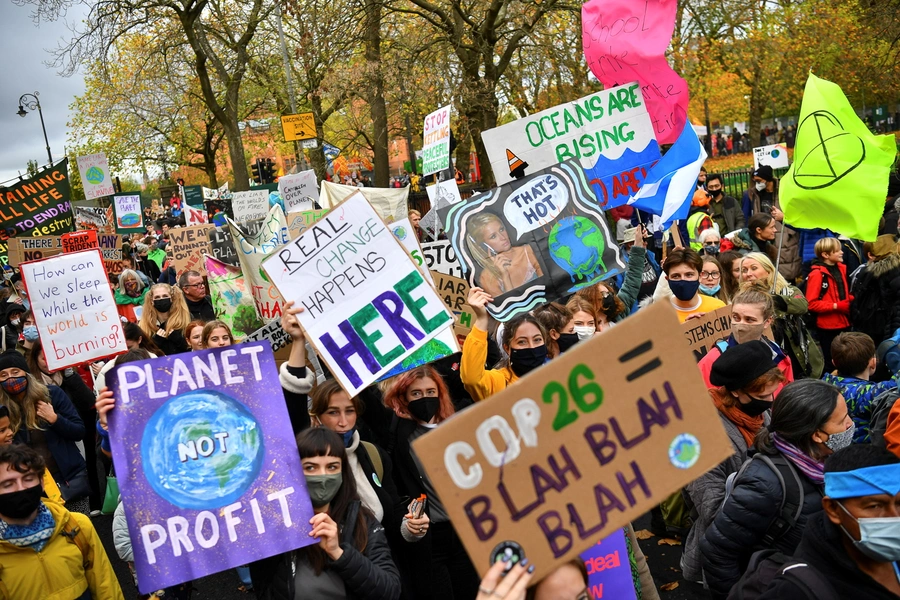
[231,190,269,224]
[421,240,463,279]
[422,105,452,176]
[278,170,320,213]
[76,153,116,200]
[390,218,433,285]
[21,249,126,370]
[185,204,208,225]
[753,143,790,170]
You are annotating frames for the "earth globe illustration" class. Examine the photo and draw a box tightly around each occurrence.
[141,389,264,510]
[85,166,105,185]
[548,215,607,292]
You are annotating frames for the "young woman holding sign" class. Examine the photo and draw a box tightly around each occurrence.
[139,284,190,355]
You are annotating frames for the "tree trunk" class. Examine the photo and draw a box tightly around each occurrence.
[748,70,764,150]
[309,95,328,183]
[466,81,500,188]
[454,115,471,184]
[363,0,389,187]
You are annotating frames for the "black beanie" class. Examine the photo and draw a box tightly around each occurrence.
[754,165,774,182]
[710,340,776,391]
[0,351,29,374]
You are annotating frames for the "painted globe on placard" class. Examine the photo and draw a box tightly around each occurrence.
[141,390,264,510]
[548,215,607,292]
[85,166,105,185]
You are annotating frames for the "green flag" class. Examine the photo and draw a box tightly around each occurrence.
[781,73,896,241]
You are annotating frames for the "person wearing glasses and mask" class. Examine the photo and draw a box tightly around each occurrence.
[177,270,215,322]
[699,256,730,303]
[705,173,744,235]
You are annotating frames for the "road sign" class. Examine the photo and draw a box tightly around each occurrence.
[281,113,316,142]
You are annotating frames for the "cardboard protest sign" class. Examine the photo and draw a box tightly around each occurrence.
[0,160,74,267]
[411,302,734,580]
[278,170,320,213]
[753,143,790,170]
[107,343,317,593]
[73,204,112,232]
[76,153,115,200]
[423,105,451,176]
[442,160,626,321]
[320,180,408,223]
[231,190,270,224]
[287,209,328,240]
[420,180,463,239]
[61,230,98,253]
[7,237,63,267]
[205,255,266,339]
[580,531,638,600]
[98,234,124,275]
[207,228,239,267]
[431,271,474,343]
[169,225,214,277]
[112,193,144,233]
[21,249,126,370]
[185,204,209,226]
[390,218,432,284]
[583,0,690,146]
[422,240,463,278]
[262,192,454,396]
[228,205,290,322]
[682,305,773,361]
[480,84,660,209]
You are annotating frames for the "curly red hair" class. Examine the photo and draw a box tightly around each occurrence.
[382,365,455,423]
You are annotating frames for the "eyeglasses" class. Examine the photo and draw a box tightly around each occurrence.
[182,283,206,289]
[700,271,721,280]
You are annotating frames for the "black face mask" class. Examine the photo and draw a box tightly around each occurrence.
[408,397,440,424]
[737,395,772,417]
[602,294,617,315]
[153,298,173,313]
[510,345,548,377]
[0,484,43,520]
[556,333,579,354]
[709,189,722,198]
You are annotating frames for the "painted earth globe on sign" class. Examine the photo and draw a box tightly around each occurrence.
[548,215,607,291]
[141,390,264,510]
[85,166,105,185]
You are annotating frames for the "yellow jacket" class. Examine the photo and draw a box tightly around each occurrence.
[43,472,64,506]
[0,500,124,600]
[460,327,517,401]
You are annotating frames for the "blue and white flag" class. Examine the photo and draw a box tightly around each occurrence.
[627,123,707,226]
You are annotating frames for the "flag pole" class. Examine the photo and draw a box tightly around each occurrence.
[772,220,786,294]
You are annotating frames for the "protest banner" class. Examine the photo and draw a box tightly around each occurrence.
[228,205,290,322]
[442,160,625,321]
[390,218,433,285]
[73,204,112,232]
[76,153,116,200]
[7,237,63,267]
[182,185,204,207]
[207,228,239,267]
[278,170,320,213]
[0,160,74,267]
[411,302,734,580]
[61,230,98,253]
[422,240,464,278]
[420,180,463,239]
[582,0,690,146]
[287,209,328,239]
[112,193,144,234]
[106,343,317,593]
[98,234,124,275]
[262,192,454,396]
[431,271,474,343]
[682,305,773,361]
[185,204,209,225]
[21,249,126,370]
[423,105,452,176]
[170,224,214,277]
[480,85,660,209]
[580,531,638,600]
[231,190,270,224]
[320,180,408,223]
[205,255,266,338]
[753,144,790,170]
[202,186,219,200]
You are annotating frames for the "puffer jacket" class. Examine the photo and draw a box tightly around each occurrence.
[805,260,851,330]
[872,252,900,340]
[250,500,401,600]
[0,500,123,600]
[13,385,86,482]
[700,451,824,599]
[460,327,517,401]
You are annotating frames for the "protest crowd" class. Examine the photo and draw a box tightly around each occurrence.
[5,2,900,600]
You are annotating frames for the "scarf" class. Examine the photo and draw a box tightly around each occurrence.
[711,389,764,447]
[0,502,55,552]
[772,432,825,484]
[823,262,847,300]
[40,371,62,387]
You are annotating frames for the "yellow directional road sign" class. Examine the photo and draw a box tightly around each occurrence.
[281,113,316,142]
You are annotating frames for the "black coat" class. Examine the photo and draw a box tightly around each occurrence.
[185,296,216,322]
[250,501,401,600]
[759,511,900,600]
[700,451,824,599]
[354,438,405,537]
[13,385,86,482]
[152,328,188,355]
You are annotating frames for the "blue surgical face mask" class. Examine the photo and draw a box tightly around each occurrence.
[339,429,355,447]
[23,326,39,342]
[700,284,721,296]
[836,501,900,562]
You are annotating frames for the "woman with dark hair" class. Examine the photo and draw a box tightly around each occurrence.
[701,380,855,599]
[250,428,401,600]
[699,256,730,303]
[717,250,743,302]
[532,302,576,357]
[734,212,778,259]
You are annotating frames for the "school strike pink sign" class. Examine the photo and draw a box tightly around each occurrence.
[582,0,690,145]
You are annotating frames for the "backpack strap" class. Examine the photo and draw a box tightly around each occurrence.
[361,441,384,483]
[60,517,93,571]
[758,454,805,547]
[781,562,840,600]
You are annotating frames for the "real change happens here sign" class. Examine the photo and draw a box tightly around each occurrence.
[411,302,735,581]
[107,343,317,593]
[262,192,454,396]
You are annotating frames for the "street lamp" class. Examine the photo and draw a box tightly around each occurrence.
[17,92,53,165]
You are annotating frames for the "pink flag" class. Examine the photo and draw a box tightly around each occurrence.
[582,0,689,145]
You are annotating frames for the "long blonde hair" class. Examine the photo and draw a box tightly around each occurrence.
[1,373,50,433]
[740,252,790,294]
[140,284,192,338]
[465,212,506,282]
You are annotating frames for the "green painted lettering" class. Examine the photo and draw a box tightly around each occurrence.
[589,96,605,118]
[349,305,404,367]
[525,121,544,147]
[394,270,450,334]
[575,100,594,125]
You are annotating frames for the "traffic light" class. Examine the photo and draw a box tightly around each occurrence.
[261,158,276,184]
[250,159,261,185]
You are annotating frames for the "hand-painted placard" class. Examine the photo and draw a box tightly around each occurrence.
[320,181,408,223]
[287,209,329,240]
[261,192,454,396]
[113,193,144,233]
[185,204,209,226]
[411,302,734,581]
[169,224,214,277]
[580,530,638,600]
[390,218,433,285]
[107,343,317,593]
[204,255,265,338]
[207,228,239,267]
[228,205,290,322]
[76,153,115,200]
[431,271,474,344]
[420,179,463,238]
[20,249,126,370]
[231,190,270,224]
[480,84,659,208]
[423,105,452,176]
[61,230,99,253]
[682,305,773,361]
[422,240,464,279]
[442,160,626,321]
[278,170,320,213]
[752,144,789,170]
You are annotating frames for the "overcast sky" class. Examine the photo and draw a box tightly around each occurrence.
[0,2,87,185]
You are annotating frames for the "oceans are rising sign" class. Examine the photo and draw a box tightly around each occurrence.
[107,343,317,593]
[411,302,734,581]
[262,192,453,396]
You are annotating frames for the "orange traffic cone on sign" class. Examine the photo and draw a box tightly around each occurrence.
[507,149,529,180]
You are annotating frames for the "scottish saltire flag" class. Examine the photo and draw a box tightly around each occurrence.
[627,121,707,226]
